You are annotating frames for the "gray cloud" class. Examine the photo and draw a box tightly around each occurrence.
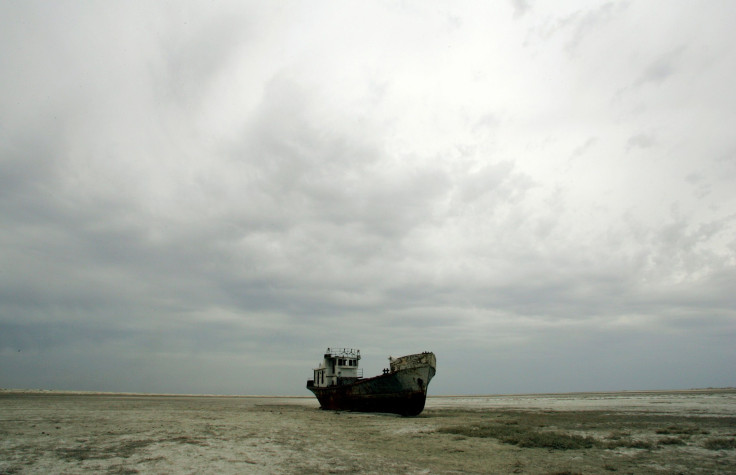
[525,2,628,55]
[635,47,686,87]
[626,133,657,151]
[510,0,532,19]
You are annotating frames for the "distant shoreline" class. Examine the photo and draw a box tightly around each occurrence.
[0,389,312,398]
[2,387,734,398]
[430,387,736,397]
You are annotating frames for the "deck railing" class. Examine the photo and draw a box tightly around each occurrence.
[325,348,360,358]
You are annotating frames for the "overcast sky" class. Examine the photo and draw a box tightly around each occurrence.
[1,1,734,396]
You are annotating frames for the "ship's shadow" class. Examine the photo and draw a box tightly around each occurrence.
[320,409,431,418]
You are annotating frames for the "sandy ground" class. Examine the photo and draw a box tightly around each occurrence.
[1,389,735,474]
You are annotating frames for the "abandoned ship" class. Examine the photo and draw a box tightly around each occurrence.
[306,348,436,416]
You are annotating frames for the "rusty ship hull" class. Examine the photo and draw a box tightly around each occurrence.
[307,352,436,416]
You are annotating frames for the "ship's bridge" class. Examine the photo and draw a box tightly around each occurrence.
[310,347,362,388]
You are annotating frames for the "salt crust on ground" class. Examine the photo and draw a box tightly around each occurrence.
[1,389,735,474]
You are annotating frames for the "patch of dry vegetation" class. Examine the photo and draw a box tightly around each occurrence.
[437,409,736,454]
[438,423,597,450]
[702,437,736,450]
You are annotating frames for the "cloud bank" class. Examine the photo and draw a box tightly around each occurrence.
[1,1,734,395]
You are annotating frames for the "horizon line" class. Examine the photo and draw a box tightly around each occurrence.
[2,387,734,398]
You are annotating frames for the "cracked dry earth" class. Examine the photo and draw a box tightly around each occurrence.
[1,390,735,474]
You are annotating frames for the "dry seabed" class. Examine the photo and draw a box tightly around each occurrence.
[1,390,735,474]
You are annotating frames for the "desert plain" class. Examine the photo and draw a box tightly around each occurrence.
[1,389,735,474]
